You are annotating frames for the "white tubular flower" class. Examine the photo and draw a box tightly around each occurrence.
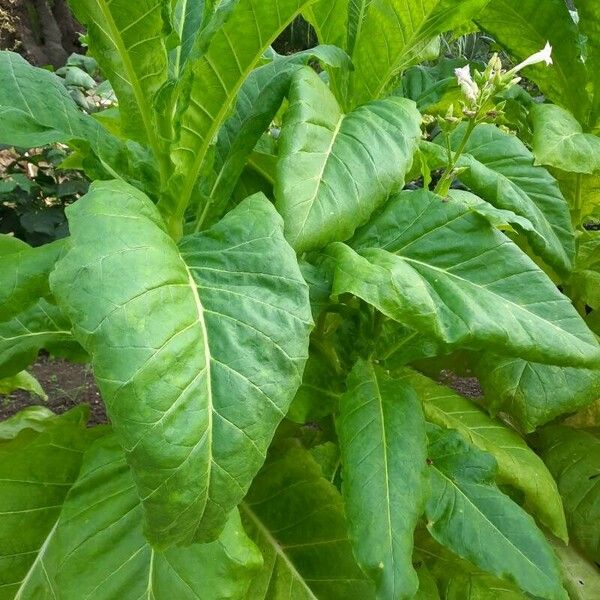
[512,42,553,73]
[455,65,479,102]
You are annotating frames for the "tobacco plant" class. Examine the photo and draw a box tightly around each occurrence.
[0,0,599,599]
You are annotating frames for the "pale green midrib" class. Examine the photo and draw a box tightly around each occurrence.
[179,3,310,213]
[173,0,189,75]
[431,467,557,587]
[185,266,213,532]
[146,548,155,599]
[240,503,318,599]
[96,0,163,166]
[13,519,59,599]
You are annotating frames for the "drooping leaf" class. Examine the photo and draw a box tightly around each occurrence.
[276,67,422,252]
[533,426,600,563]
[0,407,102,598]
[9,433,262,600]
[475,354,600,433]
[425,425,567,600]
[475,0,590,125]
[0,236,66,323]
[349,0,491,106]
[328,189,600,367]
[242,443,375,600]
[397,367,568,540]
[67,0,170,149]
[50,180,312,547]
[0,51,158,191]
[169,0,316,219]
[427,123,576,277]
[0,299,81,379]
[530,104,600,174]
[337,360,428,599]
[547,536,600,600]
[0,371,46,400]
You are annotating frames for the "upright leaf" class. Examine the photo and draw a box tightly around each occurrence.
[50,181,312,547]
[276,67,422,252]
[475,354,600,433]
[171,0,206,75]
[349,0,491,106]
[427,124,576,277]
[242,443,375,600]
[579,0,600,132]
[10,433,262,600]
[337,361,428,598]
[533,426,600,563]
[0,407,101,599]
[328,189,600,367]
[397,368,568,540]
[170,0,316,218]
[67,0,170,149]
[475,0,589,125]
[425,425,567,600]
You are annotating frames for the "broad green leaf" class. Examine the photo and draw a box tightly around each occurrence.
[569,231,600,310]
[204,47,349,227]
[338,360,428,599]
[169,0,315,219]
[427,124,576,277]
[171,0,206,75]
[242,443,375,600]
[276,67,422,252]
[0,371,46,400]
[11,433,262,600]
[533,426,600,563]
[0,237,66,323]
[416,536,528,600]
[475,0,590,125]
[67,0,170,150]
[548,537,600,600]
[0,51,158,191]
[0,300,80,379]
[304,0,349,50]
[531,104,600,174]
[397,368,568,540]
[425,425,567,600]
[50,180,312,547]
[349,0,491,106]
[0,407,101,599]
[347,0,374,56]
[475,354,600,433]
[328,189,600,367]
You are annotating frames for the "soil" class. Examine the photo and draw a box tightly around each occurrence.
[0,355,107,425]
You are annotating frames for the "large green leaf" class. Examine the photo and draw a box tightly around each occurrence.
[67,0,170,151]
[396,368,568,540]
[530,104,600,174]
[475,354,600,433]
[427,124,576,277]
[0,236,66,323]
[349,0,490,106]
[337,360,428,598]
[328,189,600,367]
[276,67,421,252]
[475,0,590,125]
[0,299,80,379]
[171,0,206,76]
[425,425,567,600]
[0,407,101,599]
[579,0,600,133]
[7,433,262,600]
[50,181,312,547]
[169,0,315,222]
[203,47,349,227]
[548,537,600,600]
[570,231,600,310]
[242,443,375,600]
[533,426,600,563]
[0,51,158,191]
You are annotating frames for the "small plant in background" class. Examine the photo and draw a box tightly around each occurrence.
[0,1,599,599]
